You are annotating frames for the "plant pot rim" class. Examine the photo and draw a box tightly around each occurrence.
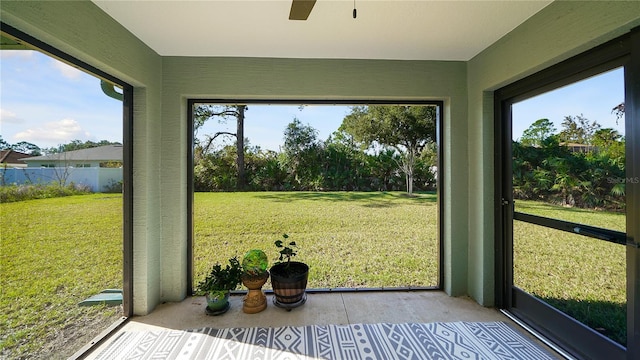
[270,261,309,280]
[270,261,308,270]
[204,289,232,298]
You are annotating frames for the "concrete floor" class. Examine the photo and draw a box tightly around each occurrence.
[84,291,565,359]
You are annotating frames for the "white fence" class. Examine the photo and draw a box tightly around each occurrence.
[1,167,122,192]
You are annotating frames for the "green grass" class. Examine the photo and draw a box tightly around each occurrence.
[0,192,629,357]
[194,191,440,289]
[514,200,627,345]
[0,194,123,359]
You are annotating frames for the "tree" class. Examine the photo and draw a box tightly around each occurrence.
[0,136,10,150]
[46,139,121,154]
[194,145,238,191]
[323,130,371,191]
[413,141,438,190]
[612,102,624,124]
[592,128,622,148]
[247,148,287,191]
[340,105,436,195]
[194,105,247,190]
[367,148,402,191]
[0,136,41,154]
[558,114,600,145]
[282,118,322,189]
[592,128,625,166]
[14,142,42,156]
[512,133,625,210]
[520,118,556,147]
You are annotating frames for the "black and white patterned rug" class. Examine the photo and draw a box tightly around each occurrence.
[95,322,557,359]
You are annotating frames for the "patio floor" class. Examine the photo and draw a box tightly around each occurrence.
[83,290,566,359]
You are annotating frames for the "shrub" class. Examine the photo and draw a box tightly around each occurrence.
[103,179,123,193]
[0,183,92,203]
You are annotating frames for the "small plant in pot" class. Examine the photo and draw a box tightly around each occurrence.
[270,234,309,310]
[196,256,242,315]
[241,249,270,314]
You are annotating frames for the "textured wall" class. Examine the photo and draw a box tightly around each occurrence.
[162,57,469,298]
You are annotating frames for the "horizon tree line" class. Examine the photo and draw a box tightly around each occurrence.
[192,105,438,194]
[514,109,626,210]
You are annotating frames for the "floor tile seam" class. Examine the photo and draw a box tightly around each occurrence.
[340,293,352,324]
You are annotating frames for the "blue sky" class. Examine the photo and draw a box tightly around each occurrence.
[1,50,123,149]
[196,104,351,152]
[1,50,625,152]
[512,67,625,140]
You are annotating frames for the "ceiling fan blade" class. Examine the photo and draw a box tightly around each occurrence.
[289,0,316,20]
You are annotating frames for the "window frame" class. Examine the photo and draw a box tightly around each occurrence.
[186,99,445,295]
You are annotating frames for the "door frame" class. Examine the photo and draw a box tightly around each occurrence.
[495,28,640,359]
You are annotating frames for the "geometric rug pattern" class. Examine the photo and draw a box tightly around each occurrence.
[94,322,557,360]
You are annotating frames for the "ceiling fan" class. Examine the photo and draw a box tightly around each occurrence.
[289,0,317,20]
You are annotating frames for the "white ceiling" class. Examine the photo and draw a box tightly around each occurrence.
[92,0,552,61]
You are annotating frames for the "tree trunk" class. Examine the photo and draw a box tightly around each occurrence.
[406,172,409,193]
[236,105,246,190]
[402,149,416,195]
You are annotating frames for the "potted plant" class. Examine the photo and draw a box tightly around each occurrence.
[270,234,309,310]
[241,249,270,314]
[196,256,242,315]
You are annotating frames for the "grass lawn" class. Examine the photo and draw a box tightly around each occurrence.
[0,194,123,359]
[194,191,440,289]
[0,192,628,357]
[514,200,627,345]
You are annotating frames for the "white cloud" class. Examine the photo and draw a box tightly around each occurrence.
[51,59,84,80]
[0,108,24,124]
[14,118,92,144]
